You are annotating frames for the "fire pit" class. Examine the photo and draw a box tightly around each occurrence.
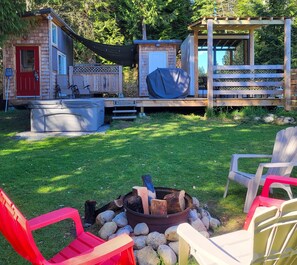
[123,187,192,233]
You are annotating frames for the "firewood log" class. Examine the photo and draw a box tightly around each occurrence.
[84,200,97,226]
[150,199,167,215]
[94,195,124,217]
[126,195,144,213]
[163,190,185,214]
[133,186,149,214]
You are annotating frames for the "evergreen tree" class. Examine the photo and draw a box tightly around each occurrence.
[115,0,193,41]
[0,0,28,44]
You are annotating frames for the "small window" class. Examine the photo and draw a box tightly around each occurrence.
[52,23,58,46]
[58,52,67,74]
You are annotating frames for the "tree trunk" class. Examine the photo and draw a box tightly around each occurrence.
[142,19,147,40]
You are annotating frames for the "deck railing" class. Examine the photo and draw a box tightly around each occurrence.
[69,64,122,96]
[212,65,284,98]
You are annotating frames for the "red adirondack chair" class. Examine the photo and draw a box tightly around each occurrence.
[0,189,136,265]
[244,174,297,230]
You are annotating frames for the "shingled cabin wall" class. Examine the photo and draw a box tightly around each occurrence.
[3,18,51,104]
[135,41,181,97]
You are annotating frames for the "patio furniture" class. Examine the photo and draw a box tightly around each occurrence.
[55,75,75,99]
[223,126,297,213]
[177,198,297,265]
[244,174,297,230]
[0,188,136,265]
[72,75,91,98]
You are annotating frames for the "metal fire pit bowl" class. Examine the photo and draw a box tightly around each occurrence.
[123,187,193,233]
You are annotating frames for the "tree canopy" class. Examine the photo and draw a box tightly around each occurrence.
[1,0,297,67]
[0,0,28,44]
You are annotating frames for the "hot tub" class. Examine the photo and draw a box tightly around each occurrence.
[29,99,105,132]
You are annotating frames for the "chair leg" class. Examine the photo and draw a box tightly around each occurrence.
[283,185,293,199]
[223,179,230,198]
[244,181,259,213]
[179,236,190,265]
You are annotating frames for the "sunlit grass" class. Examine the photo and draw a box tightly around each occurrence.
[0,109,294,264]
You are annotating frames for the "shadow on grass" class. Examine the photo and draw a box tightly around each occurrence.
[0,110,289,264]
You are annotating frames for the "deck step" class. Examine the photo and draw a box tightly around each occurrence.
[113,109,137,114]
[113,100,136,107]
[112,115,137,120]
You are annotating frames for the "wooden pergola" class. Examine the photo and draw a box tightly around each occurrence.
[189,17,292,109]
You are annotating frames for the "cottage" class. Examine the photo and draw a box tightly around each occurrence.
[133,40,182,97]
[3,8,73,104]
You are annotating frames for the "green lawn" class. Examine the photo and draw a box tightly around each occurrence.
[0,109,293,264]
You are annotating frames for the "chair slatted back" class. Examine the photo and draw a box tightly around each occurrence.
[72,75,85,88]
[57,75,69,89]
[0,189,44,264]
[269,127,297,176]
[252,199,297,264]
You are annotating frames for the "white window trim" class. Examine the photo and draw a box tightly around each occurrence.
[51,22,58,47]
[57,51,67,74]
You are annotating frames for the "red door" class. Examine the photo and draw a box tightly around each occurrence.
[16,46,40,97]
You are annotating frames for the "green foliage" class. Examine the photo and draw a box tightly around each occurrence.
[234,0,267,17]
[116,0,192,41]
[1,0,297,67]
[0,0,28,45]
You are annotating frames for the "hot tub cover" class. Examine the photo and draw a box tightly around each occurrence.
[146,68,190,99]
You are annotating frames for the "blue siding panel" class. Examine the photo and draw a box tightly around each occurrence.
[52,26,73,73]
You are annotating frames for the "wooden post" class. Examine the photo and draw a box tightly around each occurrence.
[194,30,199,98]
[118,65,123,95]
[284,18,291,110]
[207,19,214,109]
[249,29,255,66]
[69,66,73,85]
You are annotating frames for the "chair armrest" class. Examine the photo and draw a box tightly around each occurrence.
[28,207,84,235]
[60,234,135,265]
[261,175,297,197]
[260,161,297,168]
[253,161,297,185]
[248,162,297,211]
[230,154,272,172]
[177,223,240,265]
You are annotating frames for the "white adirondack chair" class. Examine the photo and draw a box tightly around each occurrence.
[177,198,297,265]
[223,126,297,213]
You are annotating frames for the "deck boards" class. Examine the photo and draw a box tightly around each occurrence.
[104,97,283,108]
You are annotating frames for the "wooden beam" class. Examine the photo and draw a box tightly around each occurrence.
[194,30,199,98]
[207,19,214,109]
[214,73,284,79]
[213,81,283,87]
[214,65,283,70]
[213,90,282,95]
[284,18,291,110]
[199,19,285,26]
[214,98,283,107]
[249,29,254,65]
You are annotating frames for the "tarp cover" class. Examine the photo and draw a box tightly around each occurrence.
[146,68,190,99]
[63,28,136,67]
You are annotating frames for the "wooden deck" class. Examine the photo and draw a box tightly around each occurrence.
[104,97,284,109]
